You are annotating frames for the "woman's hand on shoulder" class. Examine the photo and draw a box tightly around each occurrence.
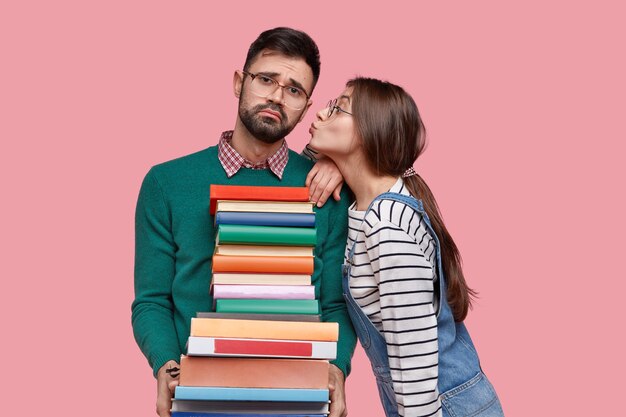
[305,157,344,207]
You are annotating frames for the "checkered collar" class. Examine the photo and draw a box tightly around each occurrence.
[217,130,289,179]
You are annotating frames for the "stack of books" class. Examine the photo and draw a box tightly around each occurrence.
[211,185,317,316]
[171,185,337,417]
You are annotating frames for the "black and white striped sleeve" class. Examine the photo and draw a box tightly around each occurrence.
[363,218,442,417]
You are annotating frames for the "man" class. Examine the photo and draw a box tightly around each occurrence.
[132,27,356,417]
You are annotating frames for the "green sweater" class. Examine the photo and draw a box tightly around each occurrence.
[132,145,357,377]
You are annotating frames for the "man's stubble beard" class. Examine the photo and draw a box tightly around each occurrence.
[238,89,303,144]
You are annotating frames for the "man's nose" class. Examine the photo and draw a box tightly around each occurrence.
[267,86,285,105]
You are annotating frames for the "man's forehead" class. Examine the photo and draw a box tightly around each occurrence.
[248,50,313,85]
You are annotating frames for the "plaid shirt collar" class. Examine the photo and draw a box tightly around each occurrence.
[217,130,289,180]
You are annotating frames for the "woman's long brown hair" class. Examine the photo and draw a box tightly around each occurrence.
[347,77,477,322]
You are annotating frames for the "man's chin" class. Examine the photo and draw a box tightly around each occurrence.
[254,121,291,143]
[240,111,292,143]
[257,116,279,126]
[255,133,284,144]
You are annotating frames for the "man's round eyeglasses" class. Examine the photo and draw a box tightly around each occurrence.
[327,98,352,118]
[242,71,310,110]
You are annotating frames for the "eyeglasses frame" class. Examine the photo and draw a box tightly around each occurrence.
[327,98,353,118]
[241,70,311,110]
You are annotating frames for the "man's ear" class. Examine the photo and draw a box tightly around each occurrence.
[233,70,244,98]
[298,99,314,123]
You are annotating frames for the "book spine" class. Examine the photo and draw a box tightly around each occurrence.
[215,299,320,315]
[217,224,316,246]
[171,399,330,414]
[172,413,326,417]
[190,318,339,341]
[217,339,313,357]
[179,356,329,389]
[216,201,314,214]
[215,212,316,227]
[211,273,311,286]
[174,386,329,402]
[212,255,314,274]
[213,284,315,300]
[209,185,310,214]
[186,337,337,359]
[215,245,313,257]
[195,312,321,322]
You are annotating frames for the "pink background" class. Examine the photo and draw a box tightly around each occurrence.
[2,1,625,416]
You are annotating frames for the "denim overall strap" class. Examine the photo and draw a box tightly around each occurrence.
[364,195,503,416]
[342,193,429,417]
[343,193,439,417]
[358,192,446,317]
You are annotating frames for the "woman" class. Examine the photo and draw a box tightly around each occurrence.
[308,77,503,417]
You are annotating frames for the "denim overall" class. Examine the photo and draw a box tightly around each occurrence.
[342,192,504,417]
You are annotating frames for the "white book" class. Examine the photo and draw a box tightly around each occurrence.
[186,336,337,360]
[211,272,311,286]
[216,200,314,213]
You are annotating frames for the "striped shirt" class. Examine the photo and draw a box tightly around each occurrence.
[346,178,442,417]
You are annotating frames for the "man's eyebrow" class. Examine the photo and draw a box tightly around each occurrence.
[256,71,281,78]
[287,78,308,94]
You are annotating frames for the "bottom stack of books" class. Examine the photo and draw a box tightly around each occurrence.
[171,312,338,417]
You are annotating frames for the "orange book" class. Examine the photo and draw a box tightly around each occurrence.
[190,318,339,341]
[212,254,314,274]
[179,356,329,389]
[209,185,310,214]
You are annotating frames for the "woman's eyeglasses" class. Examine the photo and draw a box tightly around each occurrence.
[327,98,352,118]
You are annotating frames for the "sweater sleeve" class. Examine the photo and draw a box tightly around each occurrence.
[364,218,442,417]
[131,168,182,377]
[319,190,357,377]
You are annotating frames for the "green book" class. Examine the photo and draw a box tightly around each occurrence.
[215,299,320,315]
[216,224,317,246]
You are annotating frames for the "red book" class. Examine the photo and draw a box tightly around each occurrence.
[209,185,310,214]
[216,339,311,356]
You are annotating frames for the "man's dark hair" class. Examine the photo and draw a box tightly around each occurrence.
[244,27,321,93]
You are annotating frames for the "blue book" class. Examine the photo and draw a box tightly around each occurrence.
[215,211,316,227]
[174,386,329,402]
[172,413,325,417]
